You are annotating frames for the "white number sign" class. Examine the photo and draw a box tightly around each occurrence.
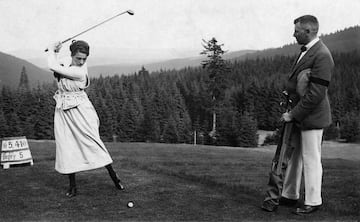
[0,136,33,169]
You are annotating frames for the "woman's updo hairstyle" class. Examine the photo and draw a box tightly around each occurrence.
[69,40,90,56]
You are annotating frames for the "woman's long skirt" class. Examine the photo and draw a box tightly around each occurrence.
[54,99,113,174]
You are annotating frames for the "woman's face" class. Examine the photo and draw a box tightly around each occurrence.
[71,51,88,67]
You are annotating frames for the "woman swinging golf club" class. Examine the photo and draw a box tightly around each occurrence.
[46,40,124,197]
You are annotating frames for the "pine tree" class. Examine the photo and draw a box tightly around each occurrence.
[169,82,192,143]
[95,95,114,141]
[18,66,30,91]
[0,108,9,138]
[216,106,238,146]
[149,87,171,142]
[339,111,360,142]
[162,115,179,143]
[17,90,37,138]
[236,112,259,147]
[201,38,229,141]
[1,86,22,136]
[264,86,284,130]
[6,112,22,137]
[142,107,161,142]
[119,98,143,141]
[33,85,55,139]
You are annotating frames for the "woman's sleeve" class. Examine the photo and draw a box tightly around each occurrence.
[47,51,87,81]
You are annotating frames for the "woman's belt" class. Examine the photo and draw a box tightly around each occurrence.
[53,90,88,110]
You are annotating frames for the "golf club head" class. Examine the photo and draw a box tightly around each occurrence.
[127,10,134,15]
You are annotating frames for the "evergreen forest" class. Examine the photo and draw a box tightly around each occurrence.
[1,48,360,147]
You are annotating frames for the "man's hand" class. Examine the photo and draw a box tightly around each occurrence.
[281,112,293,122]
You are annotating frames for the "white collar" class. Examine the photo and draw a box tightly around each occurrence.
[305,37,320,51]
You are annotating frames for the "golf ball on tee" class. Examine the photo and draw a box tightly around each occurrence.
[127,201,134,208]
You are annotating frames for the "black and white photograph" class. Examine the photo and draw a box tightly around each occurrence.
[0,0,359,221]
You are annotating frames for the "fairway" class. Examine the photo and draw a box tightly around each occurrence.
[0,141,359,221]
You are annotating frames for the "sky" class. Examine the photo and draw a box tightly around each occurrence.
[1,0,359,65]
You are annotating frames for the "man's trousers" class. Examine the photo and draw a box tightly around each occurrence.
[282,129,324,206]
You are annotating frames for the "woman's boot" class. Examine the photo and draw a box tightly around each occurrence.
[66,173,77,197]
[105,164,124,190]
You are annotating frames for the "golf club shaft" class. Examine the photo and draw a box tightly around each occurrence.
[45,10,134,52]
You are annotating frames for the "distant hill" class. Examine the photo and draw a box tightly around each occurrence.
[0,52,53,88]
[233,26,360,61]
[142,49,256,71]
[88,49,255,77]
[88,64,141,77]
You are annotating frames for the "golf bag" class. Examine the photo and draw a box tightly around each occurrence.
[262,91,300,205]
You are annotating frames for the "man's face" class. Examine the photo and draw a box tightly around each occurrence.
[293,22,310,45]
[71,52,88,67]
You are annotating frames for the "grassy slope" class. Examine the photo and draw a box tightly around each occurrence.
[0,141,359,221]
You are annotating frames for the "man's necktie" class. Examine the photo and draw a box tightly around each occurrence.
[296,45,307,64]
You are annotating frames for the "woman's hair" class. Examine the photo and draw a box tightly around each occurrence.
[69,40,90,56]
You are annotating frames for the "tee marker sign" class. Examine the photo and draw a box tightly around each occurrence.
[1,136,33,169]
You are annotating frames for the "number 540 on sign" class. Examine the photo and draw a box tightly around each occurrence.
[2,138,28,151]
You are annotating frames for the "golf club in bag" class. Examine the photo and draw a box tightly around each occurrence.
[45,9,134,52]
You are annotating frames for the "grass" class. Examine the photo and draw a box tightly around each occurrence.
[0,141,359,221]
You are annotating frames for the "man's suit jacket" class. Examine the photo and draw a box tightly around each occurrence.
[286,40,335,130]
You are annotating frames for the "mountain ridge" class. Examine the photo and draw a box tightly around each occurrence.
[234,26,360,61]
[0,52,53,88]
[88,49,256,77]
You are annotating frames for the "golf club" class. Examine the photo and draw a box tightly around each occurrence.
[45,9,134,52]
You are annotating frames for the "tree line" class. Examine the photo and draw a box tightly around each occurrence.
[1,45,360,146]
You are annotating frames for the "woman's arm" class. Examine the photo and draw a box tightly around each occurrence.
[47,51,87,81]
[46,42,87,81]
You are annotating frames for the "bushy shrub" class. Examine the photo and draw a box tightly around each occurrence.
[263,129,280,146]
[339,112,360,142]
[324,123,340,141]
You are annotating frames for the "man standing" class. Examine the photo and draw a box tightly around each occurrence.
[281,15,334,215]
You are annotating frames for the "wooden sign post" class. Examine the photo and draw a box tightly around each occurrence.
[1,136,33,169]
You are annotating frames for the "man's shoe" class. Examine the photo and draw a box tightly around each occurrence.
[293,205,320,215]
[261,201,278,212]
[279,197,298,206]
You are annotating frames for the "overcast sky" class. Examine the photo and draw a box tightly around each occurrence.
[1,0,359,61]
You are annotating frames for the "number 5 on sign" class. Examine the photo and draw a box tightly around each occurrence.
[1,150,32,161]
[1,136,33,169]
